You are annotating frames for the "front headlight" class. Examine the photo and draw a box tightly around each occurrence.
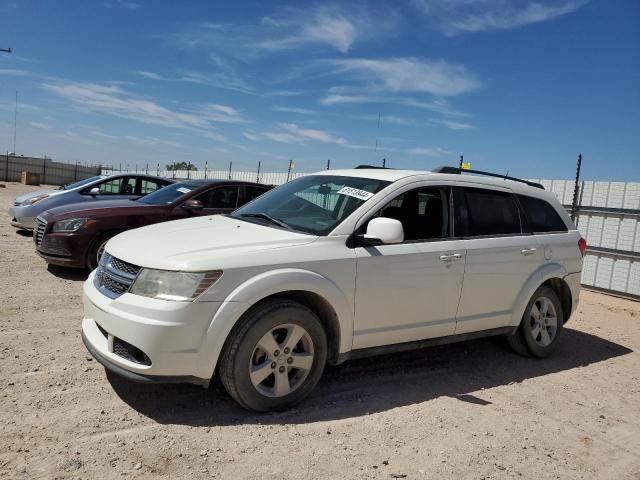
[27,194,49,205]
[129,269,223,302]
[52,218,90,232]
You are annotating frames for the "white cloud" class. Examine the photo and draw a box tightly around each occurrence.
[321,91,470,117]
[407,146,454,156]
[125,135,181,148]
[281,123,346,144]
[414,0,587,35]
[29,121,51,130]
[0,68,29,76]
[42,81,247,129]
[330,58,481,96]
[165,4,395,58]
[137,70,164,80]
[273,105,317,115]
[246,123,346,145]
[433,119,473,130]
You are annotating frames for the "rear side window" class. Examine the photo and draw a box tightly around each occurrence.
[517,195,568,233]
[196,186,239,209]
[462,188,521,236]
[245,186,269,203]
[139,179,164,195]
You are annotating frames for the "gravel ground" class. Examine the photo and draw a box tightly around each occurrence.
[1,182,639,480]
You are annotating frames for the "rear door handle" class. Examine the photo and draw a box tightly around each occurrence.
[440,253,463,262]
[520,248,537,256]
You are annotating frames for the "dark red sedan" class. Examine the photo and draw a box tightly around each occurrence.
[35,179,272,269]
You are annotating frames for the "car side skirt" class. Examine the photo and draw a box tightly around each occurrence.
[336,326,517,364]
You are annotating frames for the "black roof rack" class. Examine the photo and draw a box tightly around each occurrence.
[355,164,394,170]
[432,166,544,189]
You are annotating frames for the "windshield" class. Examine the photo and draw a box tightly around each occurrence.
[61,175,104,190]
[232,175,390,235]
[137,182,201,205]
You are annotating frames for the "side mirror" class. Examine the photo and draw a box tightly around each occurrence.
[358,217,404,246]
[181,199,204,211]
[89,187,100,195]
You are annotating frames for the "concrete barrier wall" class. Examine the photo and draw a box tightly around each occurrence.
[1,155,101,186]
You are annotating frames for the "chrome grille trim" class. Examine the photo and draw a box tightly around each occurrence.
[94,252,141,299]
[34,217,47,247]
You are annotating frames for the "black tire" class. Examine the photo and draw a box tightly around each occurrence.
[86,232,117,270]
[507,286,564,358]
[218,299,327,412]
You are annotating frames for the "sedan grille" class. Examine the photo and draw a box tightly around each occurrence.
[34,217,47,247]
[94,252,141,299]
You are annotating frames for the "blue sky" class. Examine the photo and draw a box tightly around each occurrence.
[0,0,638,180]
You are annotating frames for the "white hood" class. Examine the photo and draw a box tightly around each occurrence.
[105,215,317,271]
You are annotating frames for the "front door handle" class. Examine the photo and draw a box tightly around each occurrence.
[520,248,537,256]
[440,253,463,262]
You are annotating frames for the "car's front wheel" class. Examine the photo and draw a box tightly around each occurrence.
[218,299,327,412]
[507,285,564,357]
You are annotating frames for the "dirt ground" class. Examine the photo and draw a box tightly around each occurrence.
[1,181,639,480]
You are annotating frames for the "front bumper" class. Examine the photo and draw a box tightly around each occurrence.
[82,271,222,383]
[37,231,89,268]
[9,205,35,230]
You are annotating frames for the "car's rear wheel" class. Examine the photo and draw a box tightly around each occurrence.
[507,285,564,358]
[218,299,327,412]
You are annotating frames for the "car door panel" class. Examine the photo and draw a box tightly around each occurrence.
[353,240,465,349]
[454,235,542,334]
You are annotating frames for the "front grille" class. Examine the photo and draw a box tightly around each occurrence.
[94,253,141,299]
[34,217,47,247]
[109,256,141,277]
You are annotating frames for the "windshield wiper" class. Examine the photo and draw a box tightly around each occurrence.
[240,213,292,230]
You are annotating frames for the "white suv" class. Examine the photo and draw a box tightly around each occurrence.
[81,167,585,411]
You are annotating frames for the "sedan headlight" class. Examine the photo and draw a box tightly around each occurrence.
[27,194,49,205]
[52,218,91,232]
[129,269,223,302]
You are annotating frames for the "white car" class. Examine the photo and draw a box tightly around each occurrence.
[82,166,585,411]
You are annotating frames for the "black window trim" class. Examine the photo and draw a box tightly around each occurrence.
[454,185,531,240]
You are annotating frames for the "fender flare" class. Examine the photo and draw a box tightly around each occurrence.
[508,262,568,327]
[198,268,353,379]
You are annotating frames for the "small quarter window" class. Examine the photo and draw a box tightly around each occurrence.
[462,188,521,236]
[517,195,568,233]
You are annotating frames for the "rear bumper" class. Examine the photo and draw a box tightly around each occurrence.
[563,271,582,320]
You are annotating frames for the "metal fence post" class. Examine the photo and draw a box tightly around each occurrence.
[326,159,330,170]
[459,155,463,169]
[74,161,78,181]
[570,154,582,222]
[286,160,293,182]
[228,161,232,180]
[5,152,8,181]
[204,161,208,179]
[256,161,261,183]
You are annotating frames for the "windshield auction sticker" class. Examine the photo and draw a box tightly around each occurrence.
[176,187,192,194]
[337,186,374,201]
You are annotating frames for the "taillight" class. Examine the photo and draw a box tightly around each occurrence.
[578,237,587,257]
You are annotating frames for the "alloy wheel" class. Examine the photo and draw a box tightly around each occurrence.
[249,323,314,398]
[529,296,558,347]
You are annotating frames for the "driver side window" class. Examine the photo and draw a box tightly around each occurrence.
[370,186,450,242]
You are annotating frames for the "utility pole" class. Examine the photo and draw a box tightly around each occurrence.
[13,91,18,154]
[570,154,583,223]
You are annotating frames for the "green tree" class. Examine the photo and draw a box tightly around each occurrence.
[166,161,197,171]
